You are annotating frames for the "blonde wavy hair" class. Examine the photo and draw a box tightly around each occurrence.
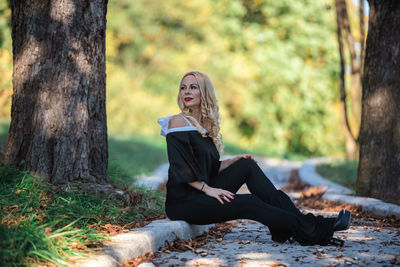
[177,71,224,156]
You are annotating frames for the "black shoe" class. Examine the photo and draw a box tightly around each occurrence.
[333,209,351,231]
[328,237,345,247]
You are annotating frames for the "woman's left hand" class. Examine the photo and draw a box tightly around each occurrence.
[234,154,257,163]
[219,154,257,173]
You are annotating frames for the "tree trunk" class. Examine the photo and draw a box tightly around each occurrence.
[357,0,400,204]
[359,0,366,78]
[338,0,362,133]
[6,0,109,185]
[335,0,358,161]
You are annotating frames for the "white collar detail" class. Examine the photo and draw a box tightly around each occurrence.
[157,115,207,137]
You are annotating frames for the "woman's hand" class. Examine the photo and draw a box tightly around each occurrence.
[203,184,235,205]
[219,154,257,173]
[234,154,257,163]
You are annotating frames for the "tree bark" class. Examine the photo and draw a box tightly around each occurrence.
[357,0,400,204]
[6,0,109,185]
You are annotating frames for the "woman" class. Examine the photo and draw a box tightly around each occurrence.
[157,70,350,246]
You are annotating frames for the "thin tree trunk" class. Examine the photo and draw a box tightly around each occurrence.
[6,0,109,185]
[337,0,358,72]
[359,0,366,77]
[357,0,400,204]
[342,0,362,129]
[335,0,357,161]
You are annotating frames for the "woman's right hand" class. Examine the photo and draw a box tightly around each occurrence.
[203,185,235,205]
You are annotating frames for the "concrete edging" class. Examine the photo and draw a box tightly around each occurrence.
[76,219,213,267]
[298,157,400,219]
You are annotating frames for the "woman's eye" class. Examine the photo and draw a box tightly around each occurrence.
[191,86,197,89]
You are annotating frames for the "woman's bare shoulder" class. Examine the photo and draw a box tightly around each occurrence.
[168,114,189,129]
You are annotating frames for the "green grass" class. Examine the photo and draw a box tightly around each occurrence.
[0,163,165,266]
[0,117,9,147]
[315,160,358,191]
[108,134,167,187]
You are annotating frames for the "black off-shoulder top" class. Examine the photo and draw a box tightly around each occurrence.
[158,115,221,204]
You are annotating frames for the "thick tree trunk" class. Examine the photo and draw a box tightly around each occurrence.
[6,0,109,185]
[357,0,400,204]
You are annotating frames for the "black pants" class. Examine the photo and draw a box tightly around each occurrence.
[166,157,335,245]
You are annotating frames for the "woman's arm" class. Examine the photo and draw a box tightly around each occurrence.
[187,180,207,192]
[187,154,257,204]
[188,181,235,205]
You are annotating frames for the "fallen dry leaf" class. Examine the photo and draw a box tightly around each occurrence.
[301,186,327,198]
[122,251,155,267]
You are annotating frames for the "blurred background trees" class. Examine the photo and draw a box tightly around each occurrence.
[0,1,12,119]
[0,0,369,159]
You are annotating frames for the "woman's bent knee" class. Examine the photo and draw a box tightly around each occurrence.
[237,157,258,170]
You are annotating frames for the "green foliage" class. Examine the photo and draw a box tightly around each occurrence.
[0,0,347,158]
[105,0,344,157]
[0,1,11,50]
[0,2,11,118]
[316,160,358,191]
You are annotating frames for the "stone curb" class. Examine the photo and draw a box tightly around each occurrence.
[76,219,213,267]
[298,157,400,219]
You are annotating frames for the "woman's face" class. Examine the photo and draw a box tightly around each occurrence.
[180,75,201,109]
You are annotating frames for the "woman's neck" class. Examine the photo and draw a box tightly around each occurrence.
[184,107,202,125]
